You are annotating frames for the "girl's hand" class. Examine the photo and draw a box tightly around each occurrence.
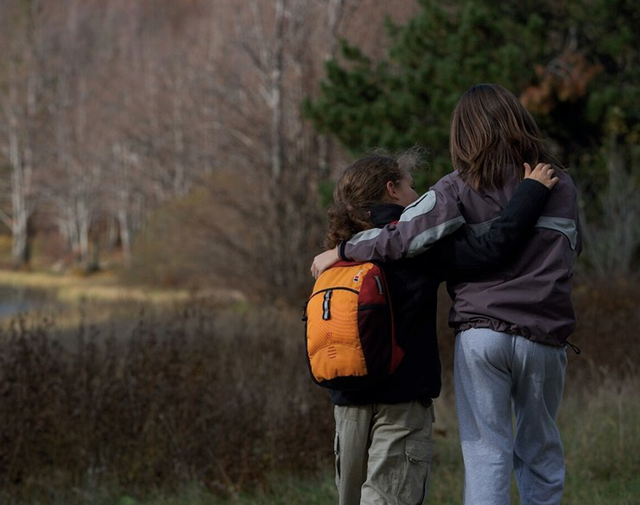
[524,162,559,189]
[311,247,339,279]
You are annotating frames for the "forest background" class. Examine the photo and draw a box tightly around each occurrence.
[0,0,639,504]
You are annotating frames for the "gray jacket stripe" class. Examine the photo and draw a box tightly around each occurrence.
[397,190,465,257]
[400,191,437,221]
[346,213,466,257]
[407,216,466,257]
[536,216,579,251]
[468,216,579,250]
[345,188,465,261]
[345,226,384,246]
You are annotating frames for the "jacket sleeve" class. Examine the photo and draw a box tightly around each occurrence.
[340,177,465,262]
[424,179,551,278]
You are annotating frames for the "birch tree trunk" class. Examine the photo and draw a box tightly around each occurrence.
[2,60,38,268]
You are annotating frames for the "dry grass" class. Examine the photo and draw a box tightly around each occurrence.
[0,270,192,304]
[0,269,245,332]
[0,302,334,504]
[0,276,638,504]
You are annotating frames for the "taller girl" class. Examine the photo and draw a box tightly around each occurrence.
[447,84,581,505]
[314,84,582,505]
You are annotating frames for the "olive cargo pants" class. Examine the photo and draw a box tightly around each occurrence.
[334,401,434,505]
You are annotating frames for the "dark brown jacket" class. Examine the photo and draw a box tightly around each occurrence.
[332,179,552,405]
[341,172,580,346]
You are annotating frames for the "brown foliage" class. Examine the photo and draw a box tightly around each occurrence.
[520,49,604,115]
[568,281,640,381]
[1,278,635,501]
[0,304,333,501]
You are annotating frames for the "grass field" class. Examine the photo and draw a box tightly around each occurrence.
[0,268,192,304]
[1,270,638,504]
[66,373,639,505]
[132,373,640,505]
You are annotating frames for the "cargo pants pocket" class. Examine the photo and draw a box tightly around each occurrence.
[398,437,433,504]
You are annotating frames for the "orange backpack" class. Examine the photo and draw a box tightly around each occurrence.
[303,261,404,391]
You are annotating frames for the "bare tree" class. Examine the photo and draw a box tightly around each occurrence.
[0,0,419,295]
[0,0,45,267]
[124,0,417,297]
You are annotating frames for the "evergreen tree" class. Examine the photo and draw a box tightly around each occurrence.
[304,0,640,192]
[304,0,553,185]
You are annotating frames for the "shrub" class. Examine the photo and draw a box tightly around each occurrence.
[0,303,333,502]
[0,278,638,503]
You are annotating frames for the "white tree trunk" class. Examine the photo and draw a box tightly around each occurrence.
[4,64,36,267]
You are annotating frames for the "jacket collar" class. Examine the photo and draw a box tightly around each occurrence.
[370,203,404,227]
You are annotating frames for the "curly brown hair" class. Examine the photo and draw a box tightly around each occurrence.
[325,151,420,248]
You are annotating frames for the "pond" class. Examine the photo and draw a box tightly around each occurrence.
[0,285,50,319]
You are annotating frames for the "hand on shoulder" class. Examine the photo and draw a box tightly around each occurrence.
[311,247,339,279]
[524,163,559,190]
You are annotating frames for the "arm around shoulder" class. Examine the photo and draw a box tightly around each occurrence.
[425,164,554,277]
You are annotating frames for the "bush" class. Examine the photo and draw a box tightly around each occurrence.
[0,278,638,503]
[0,303,333,503]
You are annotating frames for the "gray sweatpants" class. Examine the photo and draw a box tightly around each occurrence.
[454,328,567,505]
[334,401,434,505]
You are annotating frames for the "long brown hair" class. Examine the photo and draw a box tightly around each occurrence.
[450,83,564,190]
[325,153,407,249]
